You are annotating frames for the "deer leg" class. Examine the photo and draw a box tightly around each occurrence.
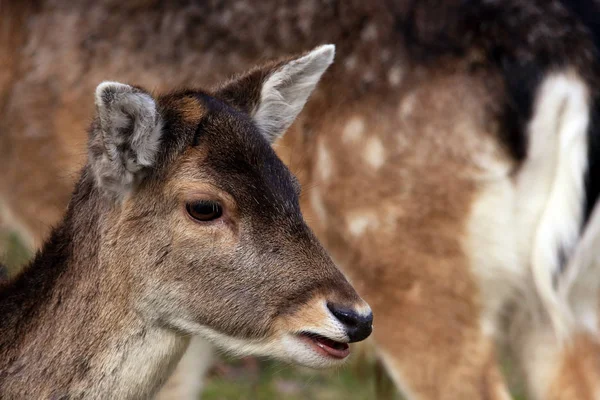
[374,328,512,400]
[516,327,600,400]
[155,336,214,400]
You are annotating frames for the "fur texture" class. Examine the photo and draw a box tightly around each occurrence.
[0,49,371,399]
[253,45,335,142]
[92,82,163,198]
[3,1,600,399]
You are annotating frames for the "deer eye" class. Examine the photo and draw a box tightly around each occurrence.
[186,200,223,222]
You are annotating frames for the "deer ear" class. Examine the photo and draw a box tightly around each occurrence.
[90,81,163,198]
[217,44,335,143]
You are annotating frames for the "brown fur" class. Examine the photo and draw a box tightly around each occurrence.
[0,54,370,398]
[299,68,516,399]
[547,334,600,400]
[2,1,600,399]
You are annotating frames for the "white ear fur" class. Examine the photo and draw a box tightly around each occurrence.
[91,81,162,197]
[253,44,335,142]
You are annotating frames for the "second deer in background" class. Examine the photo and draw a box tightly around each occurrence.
[2,0,600,399]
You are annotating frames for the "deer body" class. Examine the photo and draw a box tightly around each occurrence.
[3,1,600,399]
[0,46,373,398]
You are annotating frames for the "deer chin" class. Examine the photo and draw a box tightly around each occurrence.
[280,331,351,368]
[178,321,351,369]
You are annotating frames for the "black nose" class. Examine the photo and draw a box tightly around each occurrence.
[327,303,373,342]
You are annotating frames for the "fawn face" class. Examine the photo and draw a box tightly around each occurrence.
[88,46,372,367]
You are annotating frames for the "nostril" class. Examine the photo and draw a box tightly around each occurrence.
[327,303,373,343]
[327,304,356,326]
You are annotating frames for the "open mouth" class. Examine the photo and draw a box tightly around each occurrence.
[298,332,350,359]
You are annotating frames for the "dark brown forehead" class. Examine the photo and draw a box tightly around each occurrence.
[151,92,209,169]
[158,94,207,126]
[158,90,303,223]
[199,99,302,222]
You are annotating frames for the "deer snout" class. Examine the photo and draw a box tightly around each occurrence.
[327,303,373,342]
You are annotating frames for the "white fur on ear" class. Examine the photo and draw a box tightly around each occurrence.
[91,81,162,197]
[253,44,335,142]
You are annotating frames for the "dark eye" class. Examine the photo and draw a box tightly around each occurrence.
[186,200,223,222]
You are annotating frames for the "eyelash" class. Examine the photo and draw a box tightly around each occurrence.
[185,200,223,222]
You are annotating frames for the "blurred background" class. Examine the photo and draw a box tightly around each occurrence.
[2,1,598,399]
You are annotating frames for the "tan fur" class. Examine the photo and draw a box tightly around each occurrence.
[0,50,372,398]
[2,1,600,399]
[292,67,513,399]
[547,334,600,400]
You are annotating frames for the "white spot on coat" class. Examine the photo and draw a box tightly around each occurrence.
[347,212,379,237]
[399,93,417,119]
[317,141,333,181]
[364,137,385,169]
[343,117,366,143]
[345,55,358,71]
[388,66,404,87]
[309,189,327,223]
[361,24,378,41]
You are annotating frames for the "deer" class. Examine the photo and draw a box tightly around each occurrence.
[2,0,600,399]
[0,45,374,399]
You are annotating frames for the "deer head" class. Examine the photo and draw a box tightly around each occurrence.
[86,45,372,368]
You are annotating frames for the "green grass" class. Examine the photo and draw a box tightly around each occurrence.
[203,356,400,400]
[0,229,32,277]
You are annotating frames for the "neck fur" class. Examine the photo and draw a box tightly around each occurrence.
[0,172,189,398]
